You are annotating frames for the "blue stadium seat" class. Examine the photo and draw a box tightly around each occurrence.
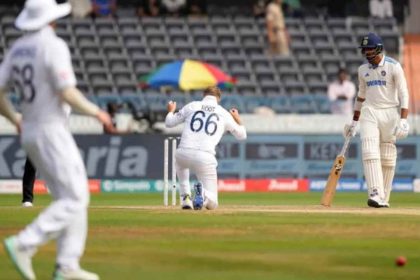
[379,30,400,54]
[350,18,371,35]
[143,92,168,112]
[268,95,291,114]
[260,81,285,95]
[327,18,347,33]
[284,81,307,95]
[0,10,401,116]
[273,56,297,72]
[313,94,331,114]
[169,92,190,109]
[96,95,123,110]
[290,95,317,114]
[220,94,245,113]
[243,94,269,113]
[120,94,147,112]
[308,81,329,95]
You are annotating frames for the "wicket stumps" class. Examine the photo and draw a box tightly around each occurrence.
[163,137,179,206]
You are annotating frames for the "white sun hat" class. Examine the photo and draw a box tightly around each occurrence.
[15,0,71,31]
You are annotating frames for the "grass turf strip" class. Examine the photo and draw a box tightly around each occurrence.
[0,192,419,280]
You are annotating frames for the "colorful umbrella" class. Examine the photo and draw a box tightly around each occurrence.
[140,59,236,91]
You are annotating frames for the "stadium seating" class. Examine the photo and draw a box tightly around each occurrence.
[0,7,401,114]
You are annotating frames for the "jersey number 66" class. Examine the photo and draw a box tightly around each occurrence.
[190,110,219,136]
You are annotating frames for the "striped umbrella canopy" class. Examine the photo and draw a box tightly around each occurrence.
[140,59,236,91]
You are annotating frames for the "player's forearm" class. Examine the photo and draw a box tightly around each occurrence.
[0,89,20,125]
[400,108,408,119]
[232,115,242,125]
[352,97,365,121]
[399,89,409,111]
[231,125,247,140]
[353,111,361,121]
[104,125,130,135]
[165,112,183,128]
[396,64,409,110]
[61,87,100,117]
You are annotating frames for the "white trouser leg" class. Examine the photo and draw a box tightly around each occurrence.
[362,157,384,199]
[196,166,218,210]
[361,136,384,200]
[380,143,397,204]
[175,151,191,197]
[377,107,399,204]
[176,149,218,209]
[18,124,89,270]
[360,108,384,200]
[56,206,87,270]
[360,106,400,203]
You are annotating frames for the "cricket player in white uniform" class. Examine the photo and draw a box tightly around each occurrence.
[0,0,112,279]
[344,33,409,208]
[165,86,247,210]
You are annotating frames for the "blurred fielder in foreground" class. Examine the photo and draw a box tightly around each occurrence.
[20,105,71,208]
[343,33,409,208]
[0,0,112,279]
[165,86,247,210]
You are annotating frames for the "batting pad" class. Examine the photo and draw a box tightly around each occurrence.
[362,137,380,160]
[381,143,397,203]
[362,137,384,199]
[363,159,385,198]
[380,143,397,167]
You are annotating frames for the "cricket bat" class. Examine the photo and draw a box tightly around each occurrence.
[321,136,352,207]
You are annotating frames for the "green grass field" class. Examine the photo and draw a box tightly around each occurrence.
[1,192,420,280]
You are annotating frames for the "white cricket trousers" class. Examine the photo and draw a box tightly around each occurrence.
[175,148,218,209]
[17,122,89,270]
[360,106,399,201]
[360,106,399,142]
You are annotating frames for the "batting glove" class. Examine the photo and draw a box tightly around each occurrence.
[394,118,409,140]
[343,120,358,138]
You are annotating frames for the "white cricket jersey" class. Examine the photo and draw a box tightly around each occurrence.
[165,95,247,155]
[0,26,76,125]
[357,55,409,109]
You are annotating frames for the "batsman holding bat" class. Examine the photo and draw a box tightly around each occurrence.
[343,33,410,208]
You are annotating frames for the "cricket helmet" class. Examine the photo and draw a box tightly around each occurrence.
[359,33,384,63]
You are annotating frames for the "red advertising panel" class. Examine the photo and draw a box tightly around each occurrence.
[34,180,101,194]
[218,178,309,192]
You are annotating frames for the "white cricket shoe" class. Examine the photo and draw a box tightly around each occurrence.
[181,195,193,210]
[22,201,33,208]
[53,267,99,280]
[3,236,36,280]
[367,195,388,208]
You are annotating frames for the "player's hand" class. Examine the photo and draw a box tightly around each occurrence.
[167,101,176,113]
[229,108,242,125]
[16,122,21,134]
[343,120,358,138]
[394,118,409,140]
[96,110,112,127]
